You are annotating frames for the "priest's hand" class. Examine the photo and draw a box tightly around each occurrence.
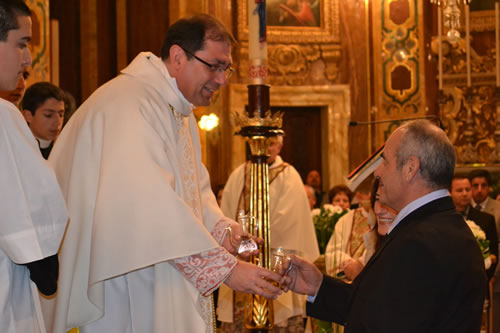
[221,224,262,259]
[224,261,282,299]
[280,255,323,297]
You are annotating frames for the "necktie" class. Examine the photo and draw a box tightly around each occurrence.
[475,204,482,211]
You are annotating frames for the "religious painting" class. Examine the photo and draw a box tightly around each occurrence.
[267,0,321,27]
[26,0,51,83]
[237,0,340,44]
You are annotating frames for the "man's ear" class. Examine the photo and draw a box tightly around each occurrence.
[169,45,186,67]
[403,156,420,183]
[22,109,33,124]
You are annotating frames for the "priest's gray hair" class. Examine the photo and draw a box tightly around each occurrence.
[395,119,456,189]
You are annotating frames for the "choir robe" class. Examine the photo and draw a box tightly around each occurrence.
[0,98,67,333]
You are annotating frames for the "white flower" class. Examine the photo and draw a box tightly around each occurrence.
[311,208,321,217]
[466,220,486,240]
[324,204,343,214]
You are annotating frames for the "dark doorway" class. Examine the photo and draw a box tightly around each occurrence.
[270,106,322,182]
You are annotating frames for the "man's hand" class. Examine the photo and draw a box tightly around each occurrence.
[341,258,364,281]
[280,255,323,296]
[224,261,282,299]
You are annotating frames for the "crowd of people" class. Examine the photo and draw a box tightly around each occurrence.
[0,1,495,333]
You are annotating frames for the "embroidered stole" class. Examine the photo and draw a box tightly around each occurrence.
[171,106,215,333]
[346,209,370,260]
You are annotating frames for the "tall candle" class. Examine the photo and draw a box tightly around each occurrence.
[466,4,471,87]
[248,0,268,84]
[438,6,443,90]
[496,1,500,86]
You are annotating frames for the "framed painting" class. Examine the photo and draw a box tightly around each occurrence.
[237,0,340,44]
[26,0,51,83]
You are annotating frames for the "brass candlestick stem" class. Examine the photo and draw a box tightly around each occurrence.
[234,84,283,331]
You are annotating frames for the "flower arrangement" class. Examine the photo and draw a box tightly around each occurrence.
[465,219,491,269]
[312,204,349,254]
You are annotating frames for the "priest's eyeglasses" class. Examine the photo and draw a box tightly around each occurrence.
[180,46,234,79]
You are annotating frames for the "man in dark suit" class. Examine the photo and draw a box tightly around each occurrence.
[450,175,498,280]
[468,169,500,333]
[281,120,487,332]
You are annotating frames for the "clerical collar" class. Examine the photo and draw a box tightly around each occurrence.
[37,137,52,148]
[149,54,194,116]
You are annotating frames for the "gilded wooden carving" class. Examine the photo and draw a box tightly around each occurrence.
[440,86,498,165]
[434,8,500,166]
[372,0,427,147]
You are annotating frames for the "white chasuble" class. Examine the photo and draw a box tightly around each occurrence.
[48,52,227,333]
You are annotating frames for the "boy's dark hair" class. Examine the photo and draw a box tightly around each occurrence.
[22,82,65,115]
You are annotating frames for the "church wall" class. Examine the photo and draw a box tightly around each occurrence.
[50,0,500,194]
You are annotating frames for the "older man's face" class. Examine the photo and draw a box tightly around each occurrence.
[306,171,321,188]
[374,129,406,212]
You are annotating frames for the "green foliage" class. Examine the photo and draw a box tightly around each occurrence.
[313,205,348,254]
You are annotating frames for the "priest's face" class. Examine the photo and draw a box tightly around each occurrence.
[176,39,232,106]
[0,15,32,91]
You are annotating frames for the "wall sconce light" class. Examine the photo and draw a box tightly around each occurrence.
[198,113,220,131]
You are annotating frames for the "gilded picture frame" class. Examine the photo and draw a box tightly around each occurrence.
[237,0,340,44]
[26,0,50,83]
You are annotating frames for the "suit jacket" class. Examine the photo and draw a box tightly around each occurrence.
[466,206,498,280]
[483,197,500,230]
[478,198,500,290]
[307,196,486,333]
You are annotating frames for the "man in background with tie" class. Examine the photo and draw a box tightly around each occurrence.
[469,169,500,333]
[450,175,498,279]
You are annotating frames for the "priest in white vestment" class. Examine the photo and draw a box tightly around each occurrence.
[46,14,282,333]
[218,136,320,331]
[0,2,68,332]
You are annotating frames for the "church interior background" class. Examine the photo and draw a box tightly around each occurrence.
[26,0,500,194]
